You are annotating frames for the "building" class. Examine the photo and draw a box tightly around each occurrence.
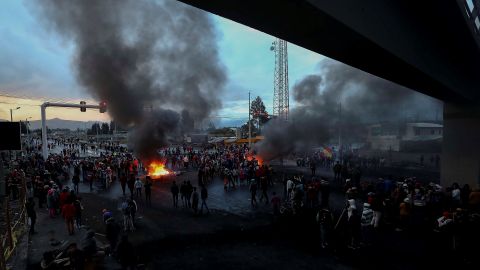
[367,122,443,152]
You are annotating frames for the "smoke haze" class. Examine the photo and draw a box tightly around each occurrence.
[258,59,442,160]
[32,0,226,161]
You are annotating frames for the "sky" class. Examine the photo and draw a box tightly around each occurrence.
[0,0,324,125]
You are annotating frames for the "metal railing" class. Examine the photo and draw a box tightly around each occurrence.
[0,178,27,270]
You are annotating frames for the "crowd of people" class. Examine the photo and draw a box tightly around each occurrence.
[1,137,147,269]
[4,136,480,268]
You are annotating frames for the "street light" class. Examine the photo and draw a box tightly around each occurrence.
[10,106,21,122]
[25,117,32,149]
[25,116,32,134]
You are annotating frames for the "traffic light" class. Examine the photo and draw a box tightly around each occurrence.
[99,101,107,113]
[80,101,86,112]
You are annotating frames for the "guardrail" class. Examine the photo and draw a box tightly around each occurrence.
[0,178,27,270]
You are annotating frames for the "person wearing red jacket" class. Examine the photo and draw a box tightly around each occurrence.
[59,188,70,210]
[62,200,76,235]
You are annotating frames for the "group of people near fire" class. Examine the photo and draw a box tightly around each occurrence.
[160,144,480,259]
[4,136,480,267]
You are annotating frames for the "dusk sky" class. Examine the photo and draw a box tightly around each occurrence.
[0,0,324,124]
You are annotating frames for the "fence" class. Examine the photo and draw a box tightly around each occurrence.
[0,178,27,270]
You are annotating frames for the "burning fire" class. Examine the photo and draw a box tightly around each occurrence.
[148,161,170,177]
[246,153,264,166]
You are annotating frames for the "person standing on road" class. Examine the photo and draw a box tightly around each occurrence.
[144,177,152,206]
[271,192,281,217]
[259,177,269,205]
[186,181,193,208]
[121,199,135,232]
[180,181,188,208]
[249,179,258,207]
[200,185,210,214]
[134,178,143,198]
[72,173,80,194]
[129,198,138,225]
[171,181,179,208]
[127,174,135,199]
[333,162,341,182]
[183,155,189,170]
[62,199,76,235]
[47,188,56,218]
[73,197,83,228]
[316,207,334,249]
[320,179,330,207]
[105,217,120,251]
[115,235,136,270]
[310,159,316,176]
[192,187,199,214]
[286,178,294,201]
[361,202,374,246]
[25,197,36,235]
[120,173,127,196]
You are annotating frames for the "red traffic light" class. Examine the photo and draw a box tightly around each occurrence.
[99,101,107,113]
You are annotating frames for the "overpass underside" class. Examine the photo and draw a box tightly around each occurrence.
[177,0,480,187]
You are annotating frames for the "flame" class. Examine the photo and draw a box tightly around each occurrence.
[148,161,170,177]
[246,154,264,166]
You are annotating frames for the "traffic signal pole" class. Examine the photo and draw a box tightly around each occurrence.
[41,102,103,159]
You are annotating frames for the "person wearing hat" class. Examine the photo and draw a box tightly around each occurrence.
[344,179,353,193]
[361,202,374,246]
[397,197,411,231]
[320,179,330,207]
[347,198,360,249]
[102,209,113,223]
[25,197,37,235]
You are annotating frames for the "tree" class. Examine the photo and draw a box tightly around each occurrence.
[19,121,30,134]
[250,96,270,131]
[110,120,127,132]
[208,127,235,137]
[239,119,259,138]
[87,123,101,135]
[110,121,116,134]
[101,123,110,134]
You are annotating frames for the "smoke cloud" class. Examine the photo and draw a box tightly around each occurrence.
[33,0,226,161]
[258,59,442,160]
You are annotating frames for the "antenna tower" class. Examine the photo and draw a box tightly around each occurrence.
[271,38,289,120]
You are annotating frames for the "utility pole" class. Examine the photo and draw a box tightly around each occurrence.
[338,102,342,163]
[26,117,31,151]
[248,91,251,150]
[10,106,20,122]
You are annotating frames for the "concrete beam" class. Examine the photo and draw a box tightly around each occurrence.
[177,0,480,103]
[441,103,480,188]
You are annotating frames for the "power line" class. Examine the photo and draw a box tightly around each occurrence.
[0,101,41,106]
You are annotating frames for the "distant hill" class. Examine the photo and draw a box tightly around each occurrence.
[2,117,241,130]
[28,118,107,130]
[216,118,245,128]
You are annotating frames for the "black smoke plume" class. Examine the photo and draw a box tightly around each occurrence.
[33,0,226,161]
[258,59,442,160]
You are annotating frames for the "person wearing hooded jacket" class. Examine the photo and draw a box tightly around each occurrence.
[347,198,360,249]
[361,202,374,246]
[105,217,120,251]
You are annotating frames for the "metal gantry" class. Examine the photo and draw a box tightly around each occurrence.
[271,38,289,121]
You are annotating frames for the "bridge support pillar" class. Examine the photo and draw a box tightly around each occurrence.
[441,103,480,188]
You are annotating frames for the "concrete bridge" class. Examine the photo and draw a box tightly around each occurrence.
[178,0,480,187]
